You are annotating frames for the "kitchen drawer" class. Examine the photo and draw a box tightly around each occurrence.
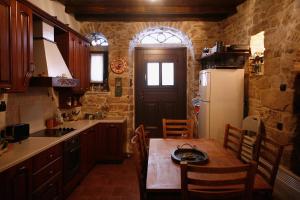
[32,157,62,190]
[32,172,62,200]
[33,144,63,172]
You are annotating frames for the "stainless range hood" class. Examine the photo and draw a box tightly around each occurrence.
[30,21,79,87]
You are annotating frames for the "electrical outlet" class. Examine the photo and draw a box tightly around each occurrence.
[280,84,287,91]
[277,122,283,131]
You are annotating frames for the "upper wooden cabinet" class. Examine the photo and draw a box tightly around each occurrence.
[0,0,15,90]
[0,0,33,92]
[55,32,90,94]
[12,1,34,92]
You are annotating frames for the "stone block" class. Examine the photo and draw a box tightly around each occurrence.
[261,89,293,111]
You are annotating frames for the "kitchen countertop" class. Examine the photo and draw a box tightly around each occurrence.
[0,119,126,173]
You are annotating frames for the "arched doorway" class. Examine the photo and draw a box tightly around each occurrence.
[133,27,192,137]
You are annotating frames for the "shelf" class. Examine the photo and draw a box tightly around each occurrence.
[200,51,249,59]
[199,51,250,70]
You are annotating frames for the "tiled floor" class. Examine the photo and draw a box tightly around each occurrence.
[67,158,140,200]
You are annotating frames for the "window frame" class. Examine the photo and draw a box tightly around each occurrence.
[145,61,175,88]
[89,51,108,85]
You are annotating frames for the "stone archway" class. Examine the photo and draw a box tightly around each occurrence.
[80,21,221,151]
[129,26,195,129]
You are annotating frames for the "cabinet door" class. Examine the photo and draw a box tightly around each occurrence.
[82,42,90,91]
[80,127,96,177]
[0,0,14,89]
[12,1,33,92]
[80,129,89,177]
[32,173,62,200]
[96,123,123,162]
[68,32,76,77]
[5,159,32,200]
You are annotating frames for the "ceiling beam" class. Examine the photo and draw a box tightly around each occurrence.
[74,13,228,22]
[66,5,236,15]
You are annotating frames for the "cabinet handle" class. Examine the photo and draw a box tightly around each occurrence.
[18,166,27,172]
[30,63,35,73]
[49,170,53,175]
[49,154,54,158]
[48,183,54,187]
[109,125,116,128]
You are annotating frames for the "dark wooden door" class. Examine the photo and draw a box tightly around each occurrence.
[135,48,187,138]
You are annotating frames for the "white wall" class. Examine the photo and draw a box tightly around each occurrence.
[28,0,81,32]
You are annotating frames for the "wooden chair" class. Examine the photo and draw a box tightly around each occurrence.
[180,161,257,200]
[223,124,245,158]
[135,124,148,159]
[131,134,147,200]
[162,118,194,138]
[241,116,263,163]
[254,136,284,195]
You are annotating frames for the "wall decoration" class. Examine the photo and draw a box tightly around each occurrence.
[115,78,122,97]
[110,57,127,74]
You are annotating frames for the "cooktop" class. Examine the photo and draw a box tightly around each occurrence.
[30,128,75,137]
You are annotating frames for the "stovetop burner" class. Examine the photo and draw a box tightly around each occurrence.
[30,128,75,137]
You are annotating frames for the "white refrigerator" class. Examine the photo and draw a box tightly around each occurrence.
[197,69,244,144]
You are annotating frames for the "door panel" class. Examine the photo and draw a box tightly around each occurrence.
[135,48,187,138]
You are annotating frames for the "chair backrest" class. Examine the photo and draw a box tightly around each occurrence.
[131,134,147,200]
[162,118,194,138]
[135,124,148,159]
[241,116,263,162]
[242,115,261,136]
[180,161,257,200]
[223,124,244,158]
[255,136,284,187]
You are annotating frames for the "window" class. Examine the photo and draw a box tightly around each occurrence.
[147,63,159,86]
[146,62,174,86]
[87,33,108,47]
[139,27,183,44]
[90,52,108,84]
[86,32,109,91]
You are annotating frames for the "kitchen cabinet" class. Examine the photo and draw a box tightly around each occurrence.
[96,122,127,162]
[0,0,15,90]
[3,159,32,200]
[32,173,62,200]
[55,32,90,94]
[0,0,34,92]
[12,1,34,92]
[80,127,96,177]
[32,143,63,200]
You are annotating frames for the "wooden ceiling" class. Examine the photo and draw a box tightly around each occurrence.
[57,0,246,22]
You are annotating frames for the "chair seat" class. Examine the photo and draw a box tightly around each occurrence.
[254,174,272,192]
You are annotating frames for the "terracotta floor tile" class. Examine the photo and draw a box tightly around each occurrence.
[67,158,140,200]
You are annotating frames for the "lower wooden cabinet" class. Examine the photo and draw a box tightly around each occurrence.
[32,173,62,200]
[96,122,127,162]
[4,159,32,200]
[32,144,63,200]
[80,127,96,177]
[1,121,127,200]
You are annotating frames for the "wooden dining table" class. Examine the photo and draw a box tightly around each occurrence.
[146,138,271,200]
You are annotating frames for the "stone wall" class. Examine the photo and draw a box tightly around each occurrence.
[221,0,300,168]
[80,21,221,149]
